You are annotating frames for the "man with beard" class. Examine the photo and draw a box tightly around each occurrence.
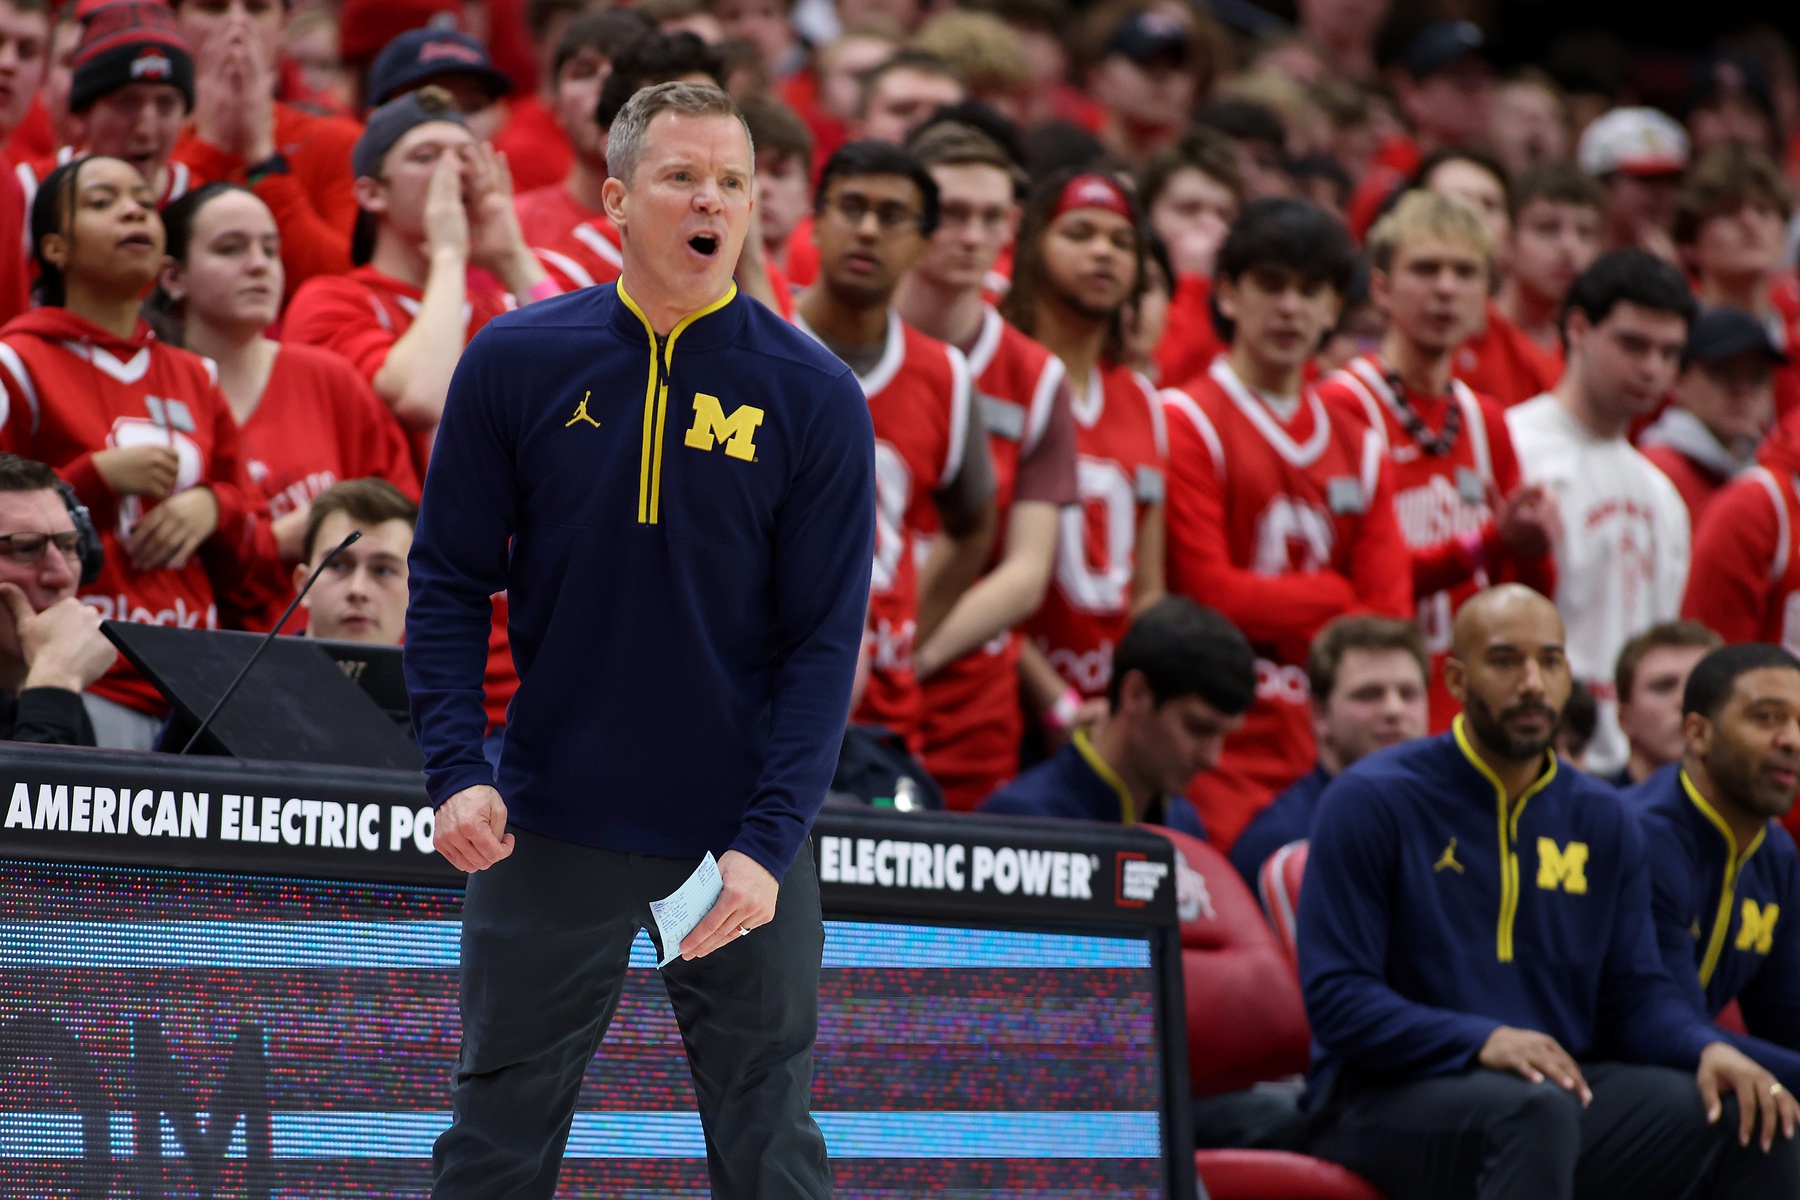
[794,139,997,754]
[1297,584,1800,1200]
[1635,643,1800,1094]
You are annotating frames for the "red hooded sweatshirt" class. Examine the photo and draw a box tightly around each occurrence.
[0,308,281,714]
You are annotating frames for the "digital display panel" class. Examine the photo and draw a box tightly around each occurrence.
[0,858,1168,1198]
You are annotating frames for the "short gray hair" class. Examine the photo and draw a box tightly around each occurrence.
[605,81,755,185]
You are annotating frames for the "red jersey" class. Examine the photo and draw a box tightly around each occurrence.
[1317,354,1556,729]
[492,94,572,194]
[1452,301,1562,408]
[798,309,971,752]
[1162,358,1411,849]
[515,183,603,251]
[1154,272,1225,389]
[536,218,622,292]
[0,309,279,715]
[919,308,1067,810]
[282,264,519,731]
[1022,361,1166,701]
[173,102,363,299]
[233,343,421,630]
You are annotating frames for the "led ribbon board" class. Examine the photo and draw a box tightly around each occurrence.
[0,745,1191,1198]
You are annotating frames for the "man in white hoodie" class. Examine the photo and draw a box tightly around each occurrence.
[1506,249,1694,778]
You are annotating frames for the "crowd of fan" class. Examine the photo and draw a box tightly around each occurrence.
[0,0,1778,799]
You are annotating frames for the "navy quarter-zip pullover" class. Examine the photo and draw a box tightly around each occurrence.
[404,282,876,878]
[1298,718,1721,1105]
[1633,764,1800,1089]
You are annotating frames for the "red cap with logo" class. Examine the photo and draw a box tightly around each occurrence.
[68,1,194,114]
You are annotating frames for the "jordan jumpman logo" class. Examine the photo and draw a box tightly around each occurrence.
[566,391,600,428]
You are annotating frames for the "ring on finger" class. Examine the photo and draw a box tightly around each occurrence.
[735,924,751,937]
[1775,1083,1786,1098]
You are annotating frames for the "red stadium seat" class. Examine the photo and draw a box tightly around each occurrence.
[1257,839,1310,970]
[1145,826,1388,1200]
[1191,1149,1391,1200]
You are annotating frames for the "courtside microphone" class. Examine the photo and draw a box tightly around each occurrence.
[179,530,363,755]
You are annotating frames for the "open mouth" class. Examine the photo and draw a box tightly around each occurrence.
[119,232,155,249]
[688,233,720,257]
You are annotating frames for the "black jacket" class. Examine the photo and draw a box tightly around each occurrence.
[1,687,95,746]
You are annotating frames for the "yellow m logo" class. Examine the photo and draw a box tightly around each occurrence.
[1536,838,1589,894]
[1737,899,1780,955]
[683,393,763,462]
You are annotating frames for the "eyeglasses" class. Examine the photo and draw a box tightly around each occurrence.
[825,193,924,234]
[0,530,82,568]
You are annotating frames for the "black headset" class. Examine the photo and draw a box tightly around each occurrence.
[51,478,103,586]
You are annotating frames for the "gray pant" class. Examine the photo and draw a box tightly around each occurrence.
[432,828,831,1200]
[1308,1061,1800,1200]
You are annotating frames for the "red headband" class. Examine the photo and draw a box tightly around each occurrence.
[1050,173,1135,225]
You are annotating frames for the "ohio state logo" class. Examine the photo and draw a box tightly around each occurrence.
[130,48,172,80]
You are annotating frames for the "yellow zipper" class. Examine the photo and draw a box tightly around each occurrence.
[1452,715,1559,962]
[1682,770,1766,987]
[617,282,738,525]
[1072,727,1136,826]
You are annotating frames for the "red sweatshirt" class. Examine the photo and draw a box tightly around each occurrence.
[1154,272,1226,390]
[233,343,421,631]
[493,94,572,195]
[1684,414,1800,650]
[0,309,279,714]
[173,102,364,300]
[1452,301,1563,409]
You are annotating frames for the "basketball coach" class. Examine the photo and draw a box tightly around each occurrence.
[404,81,875,1199]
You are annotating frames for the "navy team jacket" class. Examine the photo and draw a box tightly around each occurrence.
[979,730,1207,837]
[404,282,876,878]
[1297,717,1722,1106]
[1633,763,1800,1089]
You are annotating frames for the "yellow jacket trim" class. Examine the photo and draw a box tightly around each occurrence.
[616,282,739,524]
[1452,714,1559,963]
[1072,727,1135,826]
[1681,769,1767,987]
